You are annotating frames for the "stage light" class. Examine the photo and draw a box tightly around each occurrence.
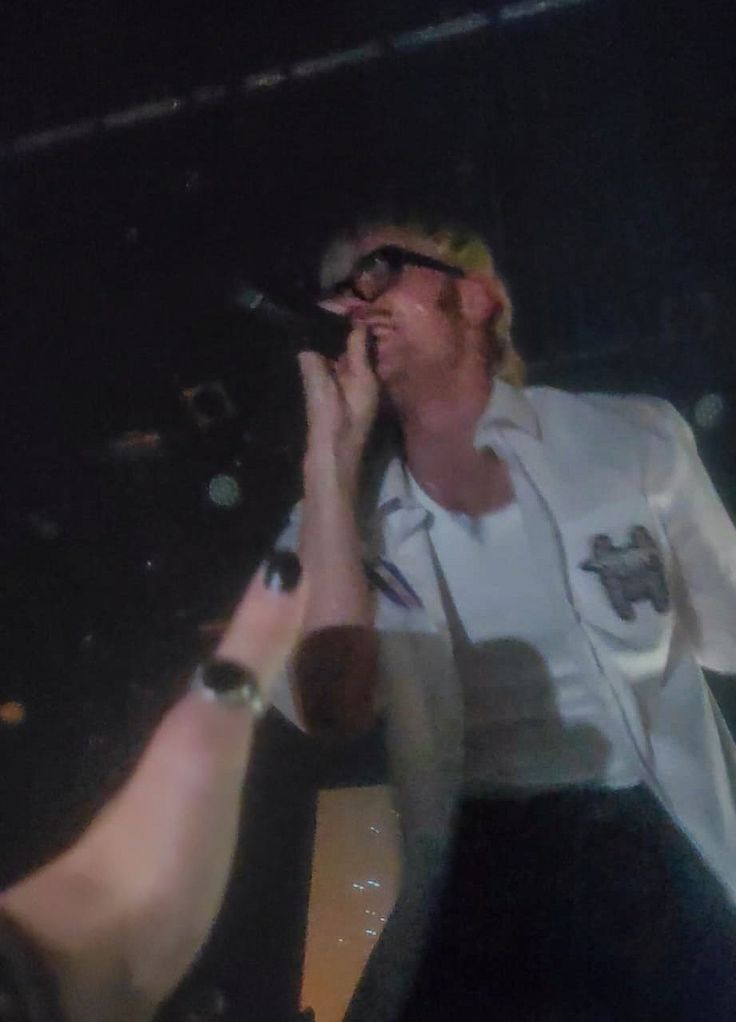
[208,474,242,508]
[693,392,726,431]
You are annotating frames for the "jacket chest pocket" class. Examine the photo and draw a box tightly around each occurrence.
[560,498,674,649]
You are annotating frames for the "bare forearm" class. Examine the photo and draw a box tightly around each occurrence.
[294,452,378,734]
[2,691,254,1022]
[300,451,373,631]
[0,561,305,1022]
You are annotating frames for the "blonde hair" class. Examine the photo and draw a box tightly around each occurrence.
[320,214,525,387]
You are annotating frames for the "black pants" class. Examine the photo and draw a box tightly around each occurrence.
[398,787,736,1022]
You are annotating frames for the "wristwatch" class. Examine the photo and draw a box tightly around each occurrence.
[191,658,266,717]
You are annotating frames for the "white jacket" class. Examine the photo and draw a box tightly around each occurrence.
[272,381,736,1022]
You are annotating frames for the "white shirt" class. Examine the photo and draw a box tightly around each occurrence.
[408,476,642,794]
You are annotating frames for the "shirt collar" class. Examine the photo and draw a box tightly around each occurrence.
[376,457,418,515]
[473,379,540,448]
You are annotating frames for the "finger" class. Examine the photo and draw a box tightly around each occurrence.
[214,551,306,691]
[334,326,369,382]
[346,325,374,375]
[297,349,332,387]
[332,349,352,384]
[297,352,333,418]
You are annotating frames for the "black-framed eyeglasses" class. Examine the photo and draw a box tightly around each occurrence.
[320,244,465,303]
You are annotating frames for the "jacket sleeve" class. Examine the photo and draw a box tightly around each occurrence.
[642,399,736,673]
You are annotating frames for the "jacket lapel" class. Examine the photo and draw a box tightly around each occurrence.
[492,412,652,754]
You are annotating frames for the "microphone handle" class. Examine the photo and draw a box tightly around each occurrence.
[235,287,349,360]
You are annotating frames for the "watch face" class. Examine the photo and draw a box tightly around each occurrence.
[203,659,251,694]
[196,659,264,715]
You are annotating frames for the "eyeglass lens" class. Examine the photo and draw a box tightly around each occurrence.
[353,253,394,301]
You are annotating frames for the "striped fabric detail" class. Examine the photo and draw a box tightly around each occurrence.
[364,557,423,609]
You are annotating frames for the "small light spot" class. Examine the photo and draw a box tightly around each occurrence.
[208,474,242,508]
[693,392,725,430]
[0,702,26,725]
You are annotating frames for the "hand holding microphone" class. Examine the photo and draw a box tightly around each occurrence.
[298,326,379,494]
[236,281,379,487]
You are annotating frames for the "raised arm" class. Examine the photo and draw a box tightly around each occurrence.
[293,327,381,737]
[0,553,305,1022]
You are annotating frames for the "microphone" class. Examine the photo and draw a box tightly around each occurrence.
[234,283,350,360]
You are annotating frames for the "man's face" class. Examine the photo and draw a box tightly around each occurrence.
[321,228,473,390]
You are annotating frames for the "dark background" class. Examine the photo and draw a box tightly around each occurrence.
[1,1,735,1019]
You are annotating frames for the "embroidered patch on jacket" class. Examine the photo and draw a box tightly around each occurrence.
[363,557,423,609]
[580,526,670,621]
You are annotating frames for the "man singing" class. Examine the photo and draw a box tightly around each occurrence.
[271,215,736,1021]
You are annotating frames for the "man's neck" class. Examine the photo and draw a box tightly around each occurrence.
[390,375,515,517]
[398,375,493,465]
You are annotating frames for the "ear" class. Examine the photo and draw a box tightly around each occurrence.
[457,274,505,328]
